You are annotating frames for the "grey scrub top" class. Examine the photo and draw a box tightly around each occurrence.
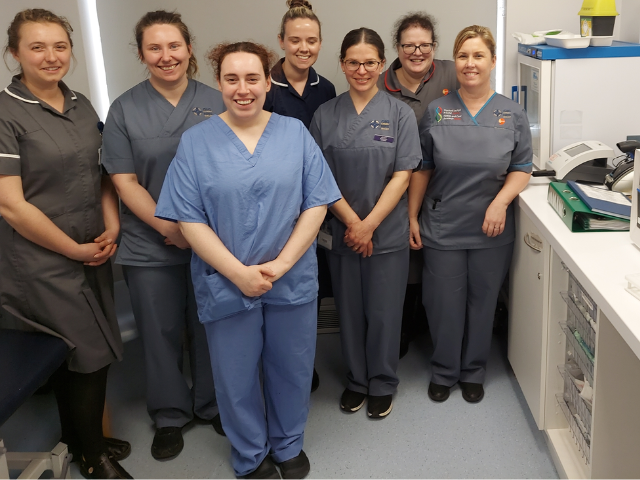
[418,92,533,250]
[378,58,458,124]
[0,76,123,372]
[310,91,422,256]
[102,79,224,266]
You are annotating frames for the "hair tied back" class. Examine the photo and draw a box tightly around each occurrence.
[287,0,312,10]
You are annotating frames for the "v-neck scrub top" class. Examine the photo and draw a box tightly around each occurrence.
[418,92,533,250]
[310,91,422,256]
[101,79,224,266]
[264,58,336,129]
[0,76,123,372]
[155,113,341,323]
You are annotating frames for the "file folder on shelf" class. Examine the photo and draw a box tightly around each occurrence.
[547,182,630,232]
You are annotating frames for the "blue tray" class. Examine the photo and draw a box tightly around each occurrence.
[518,41,640,59]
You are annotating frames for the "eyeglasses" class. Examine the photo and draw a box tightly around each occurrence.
[342,60,382,72]
[400,43,434,55]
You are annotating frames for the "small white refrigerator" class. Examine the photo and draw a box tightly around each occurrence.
[516,41,640,169]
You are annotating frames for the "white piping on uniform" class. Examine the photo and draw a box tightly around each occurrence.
[0,153,20,158]
[310,74,319,86]
[270,75,288,88]
[4,88,39,104]
[70,90,78,100]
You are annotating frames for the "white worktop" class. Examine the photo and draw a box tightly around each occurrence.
[517,179,640,360]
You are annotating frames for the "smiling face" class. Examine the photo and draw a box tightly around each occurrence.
[139,23,191,88]
[279,17,321,73]
[455,36,496,91]
[218,51,271,122]
[397,26,434,79]
[11,21,71,89]
[341,42,384,95]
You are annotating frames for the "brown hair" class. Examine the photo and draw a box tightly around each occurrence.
[207,41,278,81]
[339,28,385,62]
[3,8,73,72]
[278,0,322,42]
[453,25,496,58]
[134,10,198,78]
[392,12,438,48]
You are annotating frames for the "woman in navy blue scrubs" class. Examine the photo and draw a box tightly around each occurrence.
[264,0,336,392]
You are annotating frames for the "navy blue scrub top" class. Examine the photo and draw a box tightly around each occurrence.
[101,79,224,266]
[418,92,533,250]
[264,58,336,129]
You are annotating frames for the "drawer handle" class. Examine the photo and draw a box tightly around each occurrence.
[524,232,543,252]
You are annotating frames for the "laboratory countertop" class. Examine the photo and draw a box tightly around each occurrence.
[517,179,640,360]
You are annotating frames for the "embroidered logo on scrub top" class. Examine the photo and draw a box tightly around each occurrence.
[380,120,390,130]
[502,110,512,119]
[373,134,394,143]
[192,107,213,117]
[493,109,503,117]
[435,106,443,122]
[442,109,462,121]
[370,120,381,129]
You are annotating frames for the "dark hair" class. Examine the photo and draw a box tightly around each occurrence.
[279,0,322,41]
[392,12,438,48]
[207,41,278,81]
[453,25,496,58]
[134,10,198,78]
[339,28,385,62]
[4,9,73,72]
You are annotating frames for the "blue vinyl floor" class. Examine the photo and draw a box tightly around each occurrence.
[1,329,558,479]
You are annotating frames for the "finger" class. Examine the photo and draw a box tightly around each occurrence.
[164,238,173,245]
[259,266,276,277]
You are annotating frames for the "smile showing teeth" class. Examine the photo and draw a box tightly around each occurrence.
[297,56,309,60]
[235,99,253,105]
[159,65,177,71]
[43,67,60,71]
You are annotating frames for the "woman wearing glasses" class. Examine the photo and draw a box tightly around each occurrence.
[310,28,421,419]
[378,12,457,359]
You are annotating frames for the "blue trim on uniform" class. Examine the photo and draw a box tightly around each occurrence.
[507,162,533,172]
[456,90,497,126]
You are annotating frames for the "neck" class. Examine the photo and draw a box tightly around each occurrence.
[349,85,378,109]
[458,85,494,104]
[20,76,62,103]
[149,75,189,105]
[220,110,270,131]
[282,59,309,84]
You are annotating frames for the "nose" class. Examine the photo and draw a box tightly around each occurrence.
[356,63,367,74]
[299,40,309,52]
[161,48,172,62]
[237,79,250,94]
[44,47,56,62]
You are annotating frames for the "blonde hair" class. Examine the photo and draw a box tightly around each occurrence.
[453,25,496,58]
[278,0,321,42]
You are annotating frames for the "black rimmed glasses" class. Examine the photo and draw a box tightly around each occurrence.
[400,43,434,55]
[342,60,382,72]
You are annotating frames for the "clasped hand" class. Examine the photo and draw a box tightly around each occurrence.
[73,229,118,266]
[344,220,374,257]
[233,259,288,297]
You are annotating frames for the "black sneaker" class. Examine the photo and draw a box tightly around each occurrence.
[151,426,183,460]
[212,413,226,436]
[428,382,450,402]
[242,456,280,479]
[460,382,484,403]
[340,388,366,413]
[68,437,131,462]
[277,450,310,479]
[79,453,133,479]
[367,394,393,418]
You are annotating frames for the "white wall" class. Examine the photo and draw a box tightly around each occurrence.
[97,0,496,101]
[0,0,91,95]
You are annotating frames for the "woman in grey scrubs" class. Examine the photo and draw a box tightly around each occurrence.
[409,25,532,404]
[310,28,422,419]
[101,11,224,460]
[378,12,458,359]
[0,9,131,479]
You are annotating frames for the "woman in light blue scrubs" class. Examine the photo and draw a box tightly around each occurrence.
[310,28,422,419]
[265,0,336,393]
[155,41,340,479]
[409,25,532,404]
[101,10,224,460]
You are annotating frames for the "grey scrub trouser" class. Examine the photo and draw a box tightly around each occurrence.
[122,264,217,428]
[422,243,514,387]
[327,247,409,396]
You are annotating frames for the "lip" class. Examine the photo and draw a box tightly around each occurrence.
[157,63,179,72]
[41,66,62,72]
[233,99,255,106]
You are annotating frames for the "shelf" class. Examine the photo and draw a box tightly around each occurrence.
[560,323,594,386]
[561,291,597,356]
[558,364,592,438]
[564,264,598,323]
[555,393,591,465]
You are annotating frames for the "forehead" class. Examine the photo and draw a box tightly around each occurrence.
[220,51,264,75]
[458,36,491,53]
[345,42,380,59]
[142,23,184,43]
[400,26,433,43]
[18,21,69,44]
[284,18,320,37]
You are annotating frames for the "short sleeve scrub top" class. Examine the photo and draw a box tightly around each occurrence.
[0,77,123,373]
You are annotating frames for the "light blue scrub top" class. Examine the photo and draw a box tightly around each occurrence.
[155,113,341,323]
[418,92,533,250]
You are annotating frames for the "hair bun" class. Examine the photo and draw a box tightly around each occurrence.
[287,0,312,10]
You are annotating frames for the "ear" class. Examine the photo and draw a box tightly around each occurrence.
[265,75,272,92]
[491,55,496,70]
[188,44,193,57]
[278,34,285,51]
[10,49,19,64]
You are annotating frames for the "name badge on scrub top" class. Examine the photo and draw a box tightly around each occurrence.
[374,134,394,143]
[317,222,332,250]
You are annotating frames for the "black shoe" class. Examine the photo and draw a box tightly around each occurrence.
[277,450,310,479]
[428,382,450,402]
[367,394,393,419]
[340,388,366,413]
[242,456,280,479]
[311,368,319,393]
[460,382,484,403]
[399,333,409,359]
[212,413,226,436]
[68,437,131,462]
[79,453,133,479]
[151,426,183,460]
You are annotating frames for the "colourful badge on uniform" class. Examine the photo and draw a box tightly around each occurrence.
[502,110,512,119]
[498,118,506,125]
[370,120,381,129]
[435,106,443,123]
[192,107,213,117]
[380,120,390,131]
[443,89,449,96]
[493,109,503,117]
[373,134,394,143]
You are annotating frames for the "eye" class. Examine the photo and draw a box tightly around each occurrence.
[170,44,180,49]
[365,61,378,68]
[346,60,359,68]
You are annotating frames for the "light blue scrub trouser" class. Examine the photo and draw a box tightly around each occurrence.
[203,300,317,477]
[421,243,514,387]
[122,264,217,427]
